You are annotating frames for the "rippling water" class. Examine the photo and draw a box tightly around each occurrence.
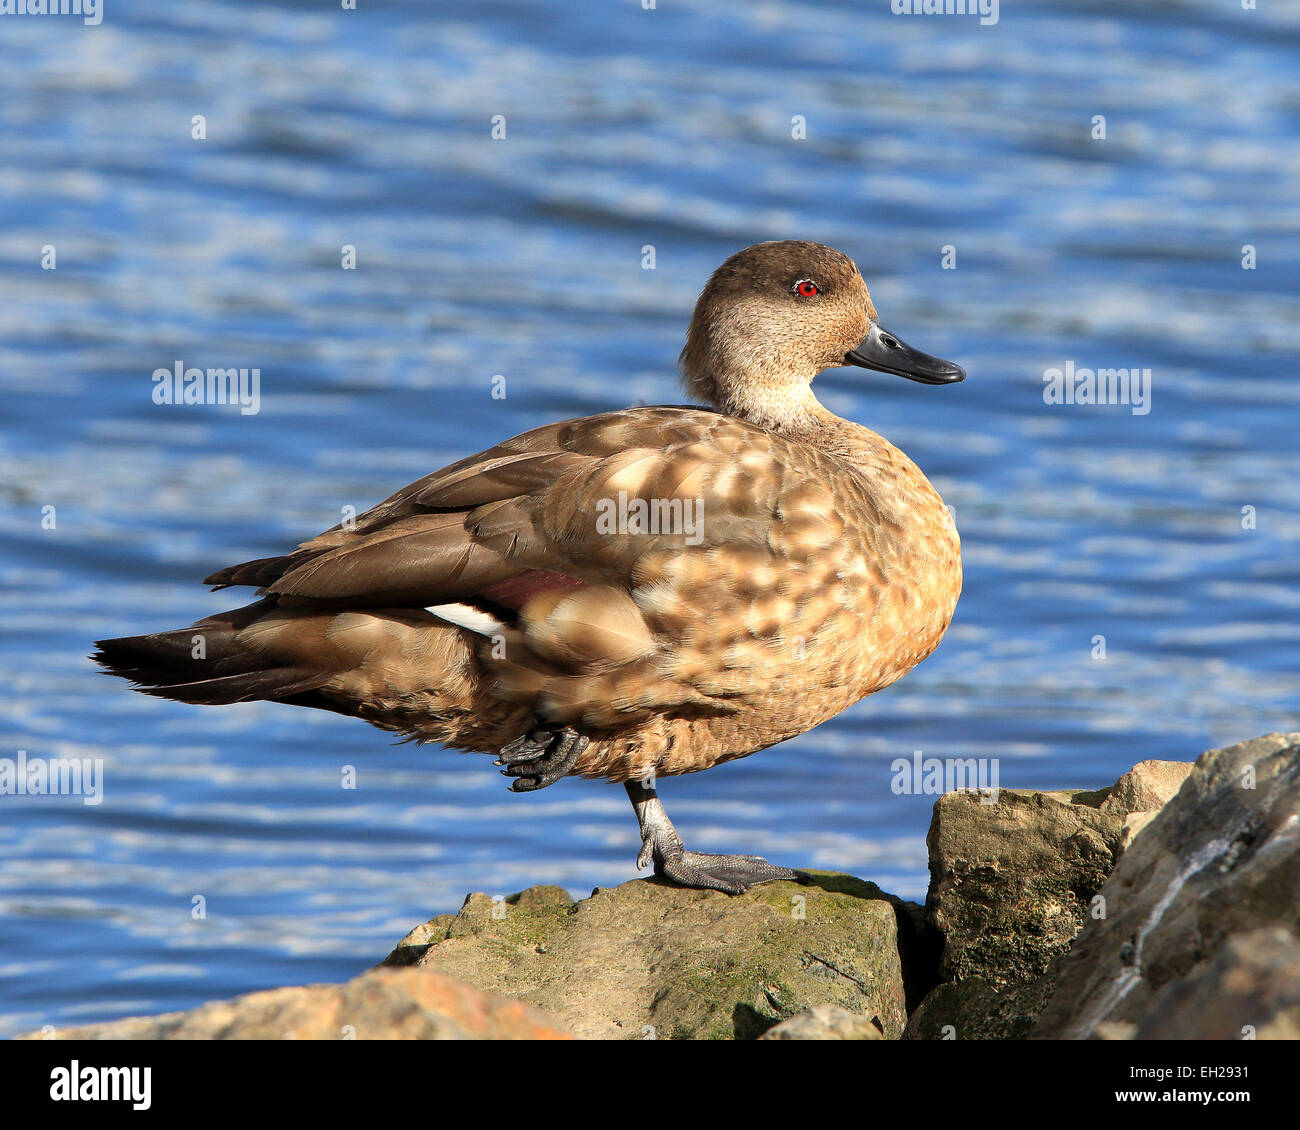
[1,0,1298,1036]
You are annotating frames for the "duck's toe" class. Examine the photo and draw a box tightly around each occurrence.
[658,850,807,895]
[497,724,587,791]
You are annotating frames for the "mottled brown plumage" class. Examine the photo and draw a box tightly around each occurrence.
[96,241,965,893]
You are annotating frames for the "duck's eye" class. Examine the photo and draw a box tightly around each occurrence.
[794,280,820,298]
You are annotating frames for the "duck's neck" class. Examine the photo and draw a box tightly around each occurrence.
[713,381,890,464]
[713,381,823,433]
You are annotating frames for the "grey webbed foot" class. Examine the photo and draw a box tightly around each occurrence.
[656,849,808,896]
[626,779,808,894]
[496,724,588,792]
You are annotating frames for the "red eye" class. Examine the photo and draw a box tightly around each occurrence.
[794,280,820,297]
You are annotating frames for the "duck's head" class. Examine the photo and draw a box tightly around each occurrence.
[680,240,964,427]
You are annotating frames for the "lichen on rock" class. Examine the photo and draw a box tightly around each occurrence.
[382,871,915,1040]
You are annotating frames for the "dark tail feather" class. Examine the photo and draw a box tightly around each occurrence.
[92,602,328,706]
[203,553,312,591]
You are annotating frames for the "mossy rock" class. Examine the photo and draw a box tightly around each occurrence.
[902,974,1058,1040]
[926,789,1125,987]
[382,871,909,1039]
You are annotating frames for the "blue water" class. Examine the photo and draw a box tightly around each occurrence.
[1,0,1298,1037]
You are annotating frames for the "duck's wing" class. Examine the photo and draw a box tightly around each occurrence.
[206,405,829,604]
[204,405,853,723]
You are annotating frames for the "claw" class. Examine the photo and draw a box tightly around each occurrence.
[636,839,655,871]
[495,728,553,766]
[495,724,587,791]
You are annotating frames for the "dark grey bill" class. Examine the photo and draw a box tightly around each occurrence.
[845,323,965,384]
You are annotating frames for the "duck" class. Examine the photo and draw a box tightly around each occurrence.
[95,241,964,895]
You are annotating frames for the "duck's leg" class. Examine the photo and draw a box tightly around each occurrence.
[625,779,807,895]
[496,724,588,792]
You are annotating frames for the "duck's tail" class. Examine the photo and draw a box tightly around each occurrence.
[92,599,528,749]
[92,599,330,706]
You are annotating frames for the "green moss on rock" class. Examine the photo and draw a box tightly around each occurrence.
[382,871,909,1040]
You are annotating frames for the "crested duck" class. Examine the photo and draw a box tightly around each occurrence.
[96,241,964,894]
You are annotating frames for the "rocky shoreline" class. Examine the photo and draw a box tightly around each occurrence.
[24,733,1300,1040]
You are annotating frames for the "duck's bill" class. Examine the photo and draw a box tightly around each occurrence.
[845,323,965,384]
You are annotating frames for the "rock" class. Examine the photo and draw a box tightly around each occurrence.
[924,761,1196,991]
[1104,761,1195,851]
[1091,1021,1138,1040]
[1132,927,1300,1041]
[1119,810,1158,853]
[382,872,912,1040]
[909,757,1196,1038]
[1033,732,1300,1039]
[19,968,571,1040]
[902,973,1059,1041]
[1099,759,1195,818]
[759,1005,884,1040]
[924,788,1125,988]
